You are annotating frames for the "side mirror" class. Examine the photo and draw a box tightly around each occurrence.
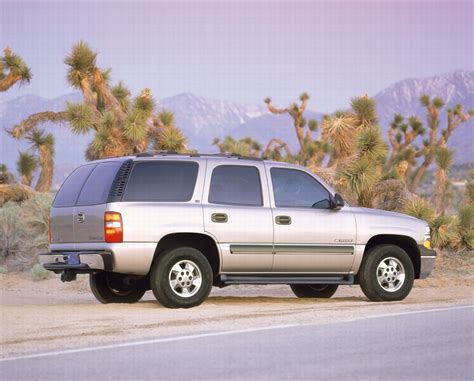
[330,193,345,210]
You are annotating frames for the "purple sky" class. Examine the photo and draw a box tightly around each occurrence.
[1,0,472,112]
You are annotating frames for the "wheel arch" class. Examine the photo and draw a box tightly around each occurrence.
[363,235,421,279]
[150,232,221,278]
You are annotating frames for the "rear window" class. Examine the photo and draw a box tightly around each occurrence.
[123,161,199,202]
[209,165,263,206]
[53,164,97,207]
[76,162,123,206]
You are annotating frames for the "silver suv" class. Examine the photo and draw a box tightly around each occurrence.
[40,152,436,308]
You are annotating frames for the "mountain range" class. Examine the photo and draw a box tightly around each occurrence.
[0,70,472,188]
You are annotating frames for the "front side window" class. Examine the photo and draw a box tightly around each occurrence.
[53,164,97,207]
[123,161,199,202]
[209,165,263,206]
[271,168,330,208]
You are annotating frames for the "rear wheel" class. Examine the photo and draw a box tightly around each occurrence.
[150,247,213,308]
[89,272,146,304]
[290,284,338,298]
[359,244,414,302]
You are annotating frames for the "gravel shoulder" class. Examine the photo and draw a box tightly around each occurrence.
[1,253,473,358]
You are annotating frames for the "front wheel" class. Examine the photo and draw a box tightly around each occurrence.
[150,247,213,308]
[358,244,414,302]
[89,272,147,304]
[290,284,338,298]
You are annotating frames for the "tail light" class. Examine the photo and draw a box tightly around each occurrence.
[104,212,123,243]
[48,217,52,244]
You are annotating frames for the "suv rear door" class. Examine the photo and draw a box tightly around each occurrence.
[73,161,124,243]
[50,164,97,244]
[203,160,274,272]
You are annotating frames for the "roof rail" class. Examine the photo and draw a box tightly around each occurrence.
[135,150,179,157]
[134,151,263,161]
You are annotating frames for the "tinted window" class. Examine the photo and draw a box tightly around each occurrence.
[271,168,330,208]
[123,161,198,202]
[209,165,263,206]
[76,162,123,206]
[53,164,97,207]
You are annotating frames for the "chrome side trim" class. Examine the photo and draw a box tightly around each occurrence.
[230,244,274,254]
[274,245,354,255]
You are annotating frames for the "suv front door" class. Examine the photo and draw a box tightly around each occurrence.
[268,165,356,273]
[203,161,274,273]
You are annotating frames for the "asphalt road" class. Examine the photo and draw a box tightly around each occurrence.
[1,305,472,380]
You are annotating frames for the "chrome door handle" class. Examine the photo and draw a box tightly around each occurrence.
[211,213,228,223]
[275,215,291,225]
[76,213,85,223]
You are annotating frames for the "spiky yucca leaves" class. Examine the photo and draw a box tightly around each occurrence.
[26,129,55,192]
[432,147,454,214]
[321,112,357,161]
[430,215,452,249]
[0,47,32,92]
[156,125,187,152]
[404,197,435,223]
[112,81,131,111]
[16,152,37,186]
[64,41,97,89]
[357,125,387,162]
[340,156,381,207]
[453,204,474,250]
[65,102,94,134]
[351,95,378,128]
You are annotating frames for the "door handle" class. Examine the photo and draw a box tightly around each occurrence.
[76,213,85,223]
[275,215,291,225]
[211,213,228,223]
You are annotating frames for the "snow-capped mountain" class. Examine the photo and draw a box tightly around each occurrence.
[0,70,472,188]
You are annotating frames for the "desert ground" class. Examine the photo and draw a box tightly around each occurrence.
[1,252,472,359]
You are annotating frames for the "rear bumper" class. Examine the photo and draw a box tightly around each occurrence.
[418,245,437,279]
[38,251,113,272]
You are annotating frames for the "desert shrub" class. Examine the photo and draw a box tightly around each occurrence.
[0,192,53,269]
[451,204,474,250]
[0,266,8,274]
[30,263,50,281]
[0,201,25,259]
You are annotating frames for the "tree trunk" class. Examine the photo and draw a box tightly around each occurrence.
[0,73,22,92]
[35,146,53,192]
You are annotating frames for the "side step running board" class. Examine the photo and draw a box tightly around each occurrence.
[218,274,355,285]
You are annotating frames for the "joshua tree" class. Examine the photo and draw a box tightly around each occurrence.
[16,152,38,186]
[0,47,32,92]
[10,41,185,162]
[25,129,55,192]
[408,96,473,192]
[431,147,454,215]
[152,109,187,152]
[264,93,320,162]
[213,136,262,157]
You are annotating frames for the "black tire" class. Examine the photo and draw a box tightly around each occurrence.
[150,247,213,308]
[359,244,414,302]
[89,272,146,304]
[290,284,338,298]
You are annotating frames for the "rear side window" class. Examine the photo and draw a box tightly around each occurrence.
[209,165,263,206]
[53,164,97,207]
[76,162,123,206]
[123,161,199,202]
